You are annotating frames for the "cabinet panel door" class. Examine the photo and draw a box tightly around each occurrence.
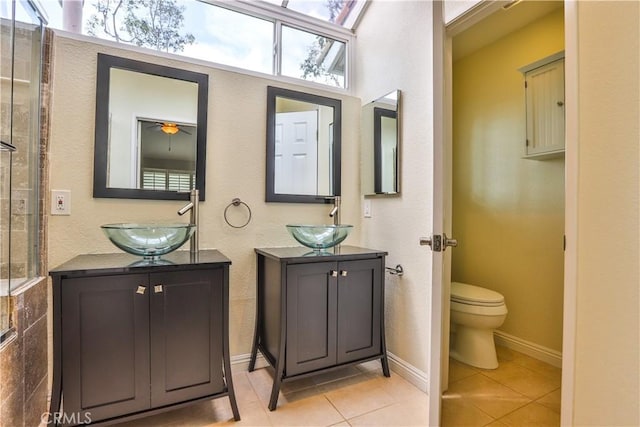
[525,58,565,156]
[149,268,225,408]
[61,274,150,422]
[337,259,382,364]
[286,262,337,376]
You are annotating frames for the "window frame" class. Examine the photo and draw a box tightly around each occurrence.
[202,0,355,91]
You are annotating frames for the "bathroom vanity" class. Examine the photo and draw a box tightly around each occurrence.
[249,246,390,410]
[48,250,239,426]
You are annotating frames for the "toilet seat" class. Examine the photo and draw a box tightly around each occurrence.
[451,282,504,307]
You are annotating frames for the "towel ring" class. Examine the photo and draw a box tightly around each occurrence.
[224,198,252,228]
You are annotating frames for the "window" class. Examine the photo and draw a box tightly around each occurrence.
[142,169,194,192]
[43,0,358,89]
[281,25,346,87]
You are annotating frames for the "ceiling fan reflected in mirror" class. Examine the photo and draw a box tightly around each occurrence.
[147,122,192,135]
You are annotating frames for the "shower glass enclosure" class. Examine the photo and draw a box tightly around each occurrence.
[0,1,45,342]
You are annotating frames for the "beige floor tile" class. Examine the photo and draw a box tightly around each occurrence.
[311,366,362,385]
[265,394,345,426]
[509,354,562,381]
[348,395,430,426]
[231,371,262,404]
[370,373,427,403]
[316,370,379,393]
[207,400,271,427]
[449,358,479,382]
[356,359,385,375]
[480,361,561,400]
[497,402,560,426]
[536,389,561,414]
[115,398,237,427]
[446,373,530,419]
[324,377,396,419]
[485,420,509,427]
[441,396,494,427]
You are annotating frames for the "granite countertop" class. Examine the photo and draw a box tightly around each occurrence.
[49,249,231,277]
[255,245,387,262]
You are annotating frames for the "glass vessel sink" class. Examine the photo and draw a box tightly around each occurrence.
[286,224,353,252]
[101,223,196,260]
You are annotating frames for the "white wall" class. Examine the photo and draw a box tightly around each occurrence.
[108,69,198,188]
[355,1,434,375]
[47,33,363,358]
[571,1,639,424]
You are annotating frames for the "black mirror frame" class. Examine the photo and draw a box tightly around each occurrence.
[373,107,398,194]
[93,53,208,201]
[265,86,342,204]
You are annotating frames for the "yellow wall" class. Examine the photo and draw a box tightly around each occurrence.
[47,33,363,358]
[452,8,565,352]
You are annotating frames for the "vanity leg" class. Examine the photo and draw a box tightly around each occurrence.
[222,266,241,421]
[268,363,284,411]
[249,256,263,372]
[381,354,391,377]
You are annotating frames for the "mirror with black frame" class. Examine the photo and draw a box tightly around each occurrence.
[362,90,401,196]
[93,53,209,200]
[266,86,342,203]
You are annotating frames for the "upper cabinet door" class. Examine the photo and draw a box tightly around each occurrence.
[523,55,565,159]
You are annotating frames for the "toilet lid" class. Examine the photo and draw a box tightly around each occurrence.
[451,282,505,306]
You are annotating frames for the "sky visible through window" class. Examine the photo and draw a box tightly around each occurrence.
[25,0,350,87]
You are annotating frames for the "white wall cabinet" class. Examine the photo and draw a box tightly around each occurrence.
[520,52,565,159]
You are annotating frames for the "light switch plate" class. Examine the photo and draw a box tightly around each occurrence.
[363,199,372,218]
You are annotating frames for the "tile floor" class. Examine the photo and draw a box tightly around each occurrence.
[442,346,562,427]
[116,346,561,427]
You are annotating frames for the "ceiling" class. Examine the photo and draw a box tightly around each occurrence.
[452,1,563,61]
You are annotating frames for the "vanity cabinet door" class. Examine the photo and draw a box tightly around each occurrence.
[336,259,383,364]
[149,268,225,407]
[61,274,151,423]
[285,262,338,376]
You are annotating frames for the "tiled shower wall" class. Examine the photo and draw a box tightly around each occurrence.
[0,27,52,426]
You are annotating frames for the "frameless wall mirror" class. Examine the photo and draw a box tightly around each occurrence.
[362,90,401,196]
[93,53,208,200]
[266,86,342,203]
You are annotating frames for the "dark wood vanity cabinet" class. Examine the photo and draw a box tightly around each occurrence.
[49,251,239,426]
[250,246,390,410]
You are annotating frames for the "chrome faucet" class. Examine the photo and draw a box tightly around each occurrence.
[177,189,199,255]
[328,196,341,225]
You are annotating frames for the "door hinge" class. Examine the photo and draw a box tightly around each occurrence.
[525,80,528,89]
[526,139,529,147]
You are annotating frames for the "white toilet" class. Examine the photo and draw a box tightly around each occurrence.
[450,281,508,369]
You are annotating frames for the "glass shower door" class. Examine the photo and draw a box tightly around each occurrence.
[0,0,44,342]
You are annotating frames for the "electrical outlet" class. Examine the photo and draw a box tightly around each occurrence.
[363,199,372,218]
[51,190,71,215]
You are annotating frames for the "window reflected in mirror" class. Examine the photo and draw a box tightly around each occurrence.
[266,86,341,203]
[93,54,208,200]
[362,90,401,196]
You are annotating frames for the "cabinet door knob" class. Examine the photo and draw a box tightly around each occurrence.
[154,285,163,293]
[330,270,338,277]
[340,270,348,277]
[136,285,146,295]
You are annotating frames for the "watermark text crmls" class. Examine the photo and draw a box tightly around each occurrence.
[42,411,92,425]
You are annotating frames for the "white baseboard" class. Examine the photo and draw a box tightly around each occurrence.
[231,351,430,393]
[494,330,563,368]
[231,352,269,370]
[387,351,429,392]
